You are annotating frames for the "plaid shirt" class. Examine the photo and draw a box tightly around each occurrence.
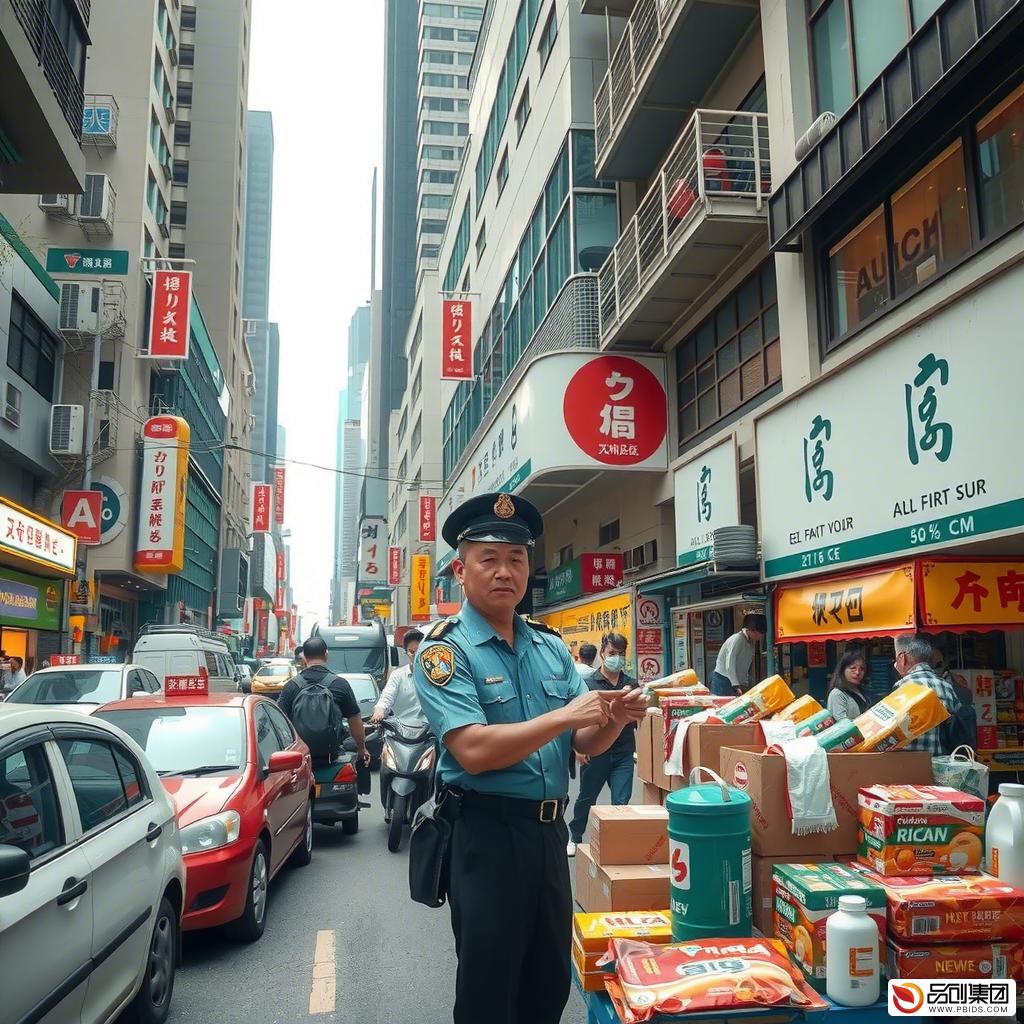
[896,663,959,755]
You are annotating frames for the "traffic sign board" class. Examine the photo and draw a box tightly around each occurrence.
[46,248,130,276]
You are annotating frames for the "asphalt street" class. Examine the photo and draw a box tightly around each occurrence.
[163,768,637,1024]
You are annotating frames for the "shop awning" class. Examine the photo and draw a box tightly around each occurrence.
[918,558,1024,634]
[634,562,759,596]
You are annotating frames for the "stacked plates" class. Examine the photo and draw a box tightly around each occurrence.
[712,525,757,565]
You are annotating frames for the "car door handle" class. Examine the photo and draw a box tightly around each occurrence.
[146,822,163,842]
[57,877,88,906]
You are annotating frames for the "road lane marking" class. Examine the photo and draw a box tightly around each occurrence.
[309,929,337,1015]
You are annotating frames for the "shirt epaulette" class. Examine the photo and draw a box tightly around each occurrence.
[427,616,460,641]
[523,615,561,638]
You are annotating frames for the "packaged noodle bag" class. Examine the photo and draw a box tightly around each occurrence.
[600,937,827,1023]
[794,708,837,737]
[708,675,795,726]
[932,745,989,803]
[851,682,949,752]
[773,694,823,724]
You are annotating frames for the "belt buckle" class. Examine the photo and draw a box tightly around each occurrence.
[538,798,560,823]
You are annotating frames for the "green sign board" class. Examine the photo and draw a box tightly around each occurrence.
[46,248,130,276]
[546,557,582,604]
[0,566,62,631]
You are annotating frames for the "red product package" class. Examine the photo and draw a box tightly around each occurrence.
[600,937,828,1023]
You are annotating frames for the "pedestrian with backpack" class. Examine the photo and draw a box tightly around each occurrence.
[279,637,370,767]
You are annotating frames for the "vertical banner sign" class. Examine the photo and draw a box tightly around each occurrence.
[273,466,286,525]
[61,490,103,544]
[251,483,272,533]
[419,496,436,542]
[275,549,285,583]
[242,597,252,635]
[441,299,472,380]
[388,546,401,585]
[411,554,431,621]
[358,517,386,581]
[147,270,192,359]
[134,416,190,573]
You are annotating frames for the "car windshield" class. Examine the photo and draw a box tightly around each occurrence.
[255,662,291,679]
[347,676,379,705]
[13,669,123,705]
[97,706,246,774]
[326,646,385,677]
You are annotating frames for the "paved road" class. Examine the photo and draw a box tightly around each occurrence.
[164,772,614,1024]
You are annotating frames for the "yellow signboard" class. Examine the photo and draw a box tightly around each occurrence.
[411,554,431,622]
[919,560,1024,630]
[775,562,916,643]
[538,590,634,669]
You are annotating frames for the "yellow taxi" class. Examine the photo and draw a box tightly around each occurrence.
[251,657,296,699]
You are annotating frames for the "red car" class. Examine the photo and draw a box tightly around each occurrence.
[97,692,314,941]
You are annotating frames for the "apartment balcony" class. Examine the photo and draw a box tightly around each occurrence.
[598,109,770,349]
[594,0,759,182]
[582,0,636,13]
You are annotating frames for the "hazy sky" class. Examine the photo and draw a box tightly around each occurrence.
[247,0,384,624]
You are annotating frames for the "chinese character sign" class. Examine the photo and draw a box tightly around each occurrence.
[252,484,272,533]
[50,654,82,667]
[358,517,386,581]
[147,270,192,360]
[134,416,190,574]
[273,466,286,525]
[0,499,77,576]
[579,553,623,593]
[419,496,436,542]
[388,546,401,585]
[803,414,834,503]
[905,352,953,466]
[442,300,472,380]
[275,550,286,583]
[919,559,1024,628]
[411,553,431,621]
[165,673,209,696]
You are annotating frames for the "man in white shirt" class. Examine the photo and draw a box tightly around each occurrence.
[574,642,597,678]
[372,629,428,729]
[8,657,26,690]
[711,614,767,696]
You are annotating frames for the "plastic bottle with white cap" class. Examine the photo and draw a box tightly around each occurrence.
[825,895,879,1007]
[987,783,1024,888]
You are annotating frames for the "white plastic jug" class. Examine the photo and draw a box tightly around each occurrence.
[825,895,880,1007]
[987,783,1024,888]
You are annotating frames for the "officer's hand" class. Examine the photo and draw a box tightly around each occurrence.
[562,690,612,729]
[606,687,649,726]
[575,752,590,766]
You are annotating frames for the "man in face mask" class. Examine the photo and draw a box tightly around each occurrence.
[567,632,636,856]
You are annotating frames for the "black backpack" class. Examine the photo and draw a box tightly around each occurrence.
[290,670,343,760]
[941,685,978,756]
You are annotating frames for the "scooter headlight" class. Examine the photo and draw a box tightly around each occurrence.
[415,746,436,773]
[382,744,397,771]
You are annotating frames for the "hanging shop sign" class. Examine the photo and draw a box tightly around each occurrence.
[388,547,401,586]
[545,553,624,605]
[673,435,740,566]
[538,590,635,672]
[756,266,1024,581]
[134,416,189,574]
[411,554,431,621]
[419,496,436,542]
[774,562,917,644]
[251,483,272,533]
[0,566,62,631]
[441,299,472,380]
[46,247,130,276]
[61,490,102,545]
[53,477,129,546]
[275,549,286,584]
[146,269,192,360]
[273,466,286,525]
[358,517,386,582]
[919,559,1024,631]
[0,498,76,577]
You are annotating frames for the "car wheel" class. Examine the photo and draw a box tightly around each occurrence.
[291,802,313,867]
[341,813,359,836]
[122,895,177,1023]
[226,841,269,942]
[387,794,407,852]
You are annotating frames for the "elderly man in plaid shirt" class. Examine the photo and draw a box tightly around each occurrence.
[893,634,961,755]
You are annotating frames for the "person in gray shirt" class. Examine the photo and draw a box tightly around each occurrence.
[827,649,871,721]
[710,614,766,696]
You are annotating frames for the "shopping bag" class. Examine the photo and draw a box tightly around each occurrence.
[932,745,989,801]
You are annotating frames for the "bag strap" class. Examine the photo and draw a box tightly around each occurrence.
[949,744,976,762]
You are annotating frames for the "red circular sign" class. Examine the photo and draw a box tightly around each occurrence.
[562,356,667,466]
[733,762,749,790]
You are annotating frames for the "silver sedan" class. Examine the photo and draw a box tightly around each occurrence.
[3,663,163,714]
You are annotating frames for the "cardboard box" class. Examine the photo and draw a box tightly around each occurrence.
[773,862,888,993]
[641,782,667,806]
[636,712,657,786]
[574,843,597,911]
[572,910,672,953]
[588,862,672,912]
[886,937,1024,982]
[750,855,832,937]
[590,805,669,866]
[652,721,763,791]
[719,746,934,856]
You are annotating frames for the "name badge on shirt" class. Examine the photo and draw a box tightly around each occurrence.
[484,676,505,685]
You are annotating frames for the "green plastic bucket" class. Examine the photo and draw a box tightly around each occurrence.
[666,766,752,941]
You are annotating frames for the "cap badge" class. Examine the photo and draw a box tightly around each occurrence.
[494,493,515,519]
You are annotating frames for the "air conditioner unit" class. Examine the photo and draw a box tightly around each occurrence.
[38,194,75,217]
[169,46,179,66]
[78,174,113,222]
[159,219,171,238]
[59,282,100,335]
[49,405,85,455]
[164,103,176,125]
[1,384,20,428]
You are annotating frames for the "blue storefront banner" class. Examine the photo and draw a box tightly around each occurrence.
[0,568,62,631]
[0,579,38,620]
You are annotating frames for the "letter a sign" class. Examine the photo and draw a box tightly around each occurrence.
[61,490,103,544]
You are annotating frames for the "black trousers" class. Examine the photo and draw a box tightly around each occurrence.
[447,803,572,1024]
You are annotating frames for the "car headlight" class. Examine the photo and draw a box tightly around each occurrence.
[415,747,436,773]
[180,810,241,855]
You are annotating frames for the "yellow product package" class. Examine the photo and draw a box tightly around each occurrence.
[851,683,949,752]
[773,695,824,724]
[710,675,796,725]
[646,670,702,691]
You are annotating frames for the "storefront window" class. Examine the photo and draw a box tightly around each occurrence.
[976,83,1024,239]
[826,206,888,338]
[890,140,971,297]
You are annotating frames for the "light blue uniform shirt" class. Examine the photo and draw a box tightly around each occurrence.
[413,602,588,801]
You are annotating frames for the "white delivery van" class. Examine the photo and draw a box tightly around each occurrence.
[132,624,239,692]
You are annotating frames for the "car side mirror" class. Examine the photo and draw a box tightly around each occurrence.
[390,646,400,667]
[267,750,303,774]
[0,844,31,898]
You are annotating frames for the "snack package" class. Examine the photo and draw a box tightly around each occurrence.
[645,669,702,691]
[853,868,1024,942]
[573,910,673,952]
[851,682,949,752]
[858,784,985,876]
[794,708,837,737]
[709,675,795,726]
[645,685,711,708]
[600,937,827,1022]
[773,695,823,724]
[886,937,1024,983]
[816,719,863,752]
[661,696,733,762]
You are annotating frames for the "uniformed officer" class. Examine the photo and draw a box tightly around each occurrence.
[413,491,647,1024]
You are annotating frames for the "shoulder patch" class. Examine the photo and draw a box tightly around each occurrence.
[419,643,455,688]
[427,616,459,641]
[524,615,561,638]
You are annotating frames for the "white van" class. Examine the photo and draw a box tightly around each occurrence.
[132,624,239,693]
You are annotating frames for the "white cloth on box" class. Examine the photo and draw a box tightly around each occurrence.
[664,709,713,776]
[759,720,797,747]
[769,736,838,836]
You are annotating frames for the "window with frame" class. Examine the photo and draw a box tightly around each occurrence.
[170,201,188,226]
[0,745,63,859]
[515,83,532,139]
[598,519,620,546]
[558,544,574,566]
[254,706,282,765]
[421,193,451,209]
[175,121,191,145]
[178,81,193,106]
[475,222,487,261]
[675,262,780,449]
[173,159,189,184]
[539,6,558,69]
[7,294,58,401]
[181,5,196,29]
[976,82,1024,239]
[178,43,195,67]
[57,739,136,832]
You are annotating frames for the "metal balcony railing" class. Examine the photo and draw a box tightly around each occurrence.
[598,109,770,338]
[11,0,86,142]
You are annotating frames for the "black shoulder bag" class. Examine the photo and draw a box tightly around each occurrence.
[408,786,459,908]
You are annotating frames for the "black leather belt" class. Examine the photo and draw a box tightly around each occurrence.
[455,789,567,824]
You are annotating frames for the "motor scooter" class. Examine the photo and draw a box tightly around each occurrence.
[379,716,436,852]
[311,723,378,834]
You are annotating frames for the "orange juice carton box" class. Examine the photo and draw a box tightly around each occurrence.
[853,868,1024,943]
[773,695,823,725]
[886,936,1024,983]
[851,682,949,752]
[772,862,887,992]
[858,784,985,876]
[709,675,795,726]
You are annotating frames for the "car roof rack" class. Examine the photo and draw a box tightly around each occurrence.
[137,623,227,643]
